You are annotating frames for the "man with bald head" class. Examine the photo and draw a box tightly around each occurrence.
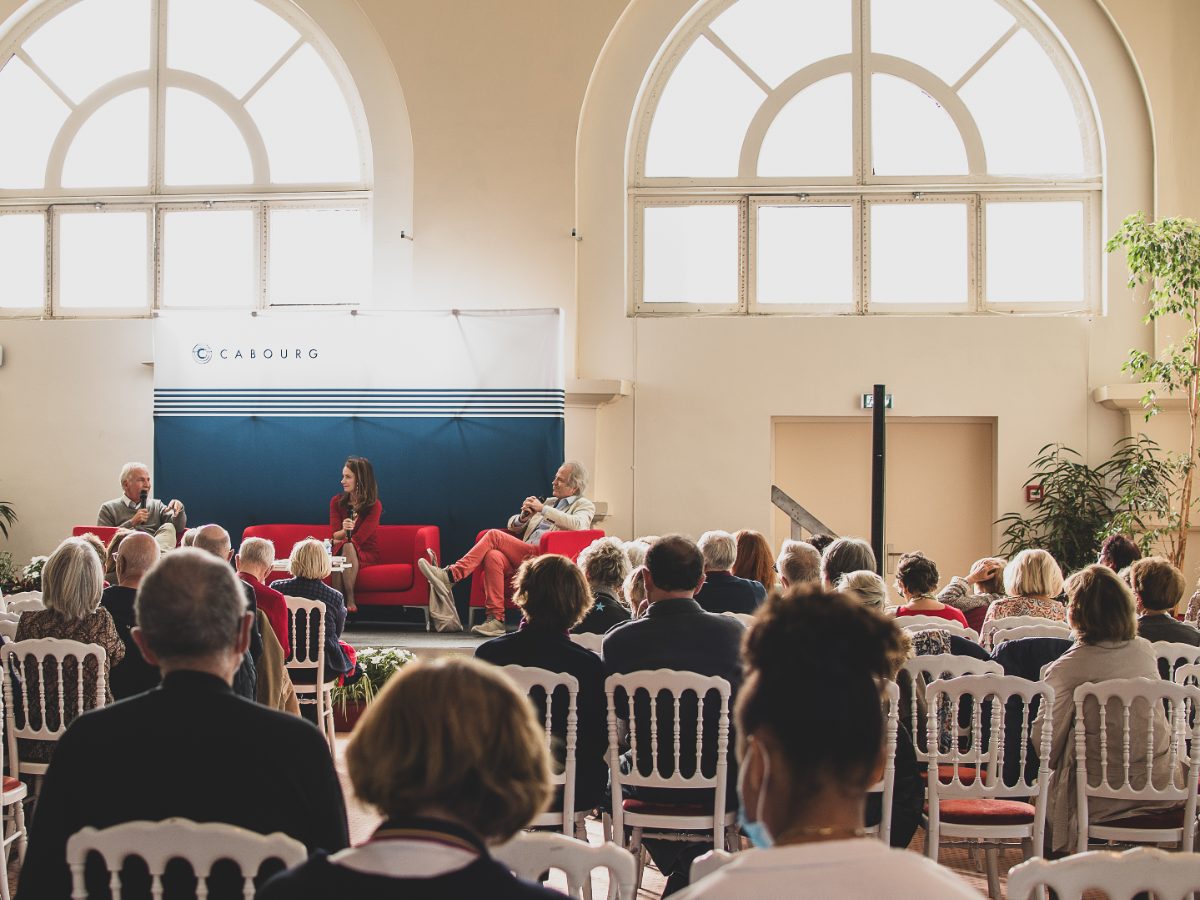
[193,523,262,701]
[16,549,348,900]
[100,532,162,699]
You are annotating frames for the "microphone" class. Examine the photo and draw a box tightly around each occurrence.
[138,489,148,509]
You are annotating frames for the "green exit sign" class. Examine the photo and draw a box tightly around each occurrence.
[861,393,894,409]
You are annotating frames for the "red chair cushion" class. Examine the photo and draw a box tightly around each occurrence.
[1101,807,1186,830]
[356,563,413,592]
[2,776,22,792]
[926,799,1035,825]
[622,798,711,817]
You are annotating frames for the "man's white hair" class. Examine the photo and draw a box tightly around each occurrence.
[563,460,589,495]
[238,537,276,571]
[120,461,149,487]
[698,530,737,571]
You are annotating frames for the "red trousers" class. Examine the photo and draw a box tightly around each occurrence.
[449,529,537,619]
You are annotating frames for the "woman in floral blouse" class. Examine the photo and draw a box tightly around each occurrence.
[13,536,125,763]
[981,548,1067,626]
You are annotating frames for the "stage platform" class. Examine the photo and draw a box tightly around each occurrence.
[342,622,490,659]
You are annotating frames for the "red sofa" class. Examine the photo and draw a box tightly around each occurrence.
[467,529,605,626]
[241,524,440,627]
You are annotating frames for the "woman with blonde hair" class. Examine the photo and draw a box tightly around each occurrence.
[733,529,776,593]
[259,657,561,898]
[274,538,354,691]
[981,548,1066,626]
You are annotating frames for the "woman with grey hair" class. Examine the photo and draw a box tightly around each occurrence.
[820,537,877,589]
[572,536,632,635]
[836,569,889,612]
[14,536,125,763]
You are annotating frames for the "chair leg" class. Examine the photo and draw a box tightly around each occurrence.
[601,812,612,844]
[13,800,25,865]
[984,847,1001,899]
[629,827,644,891]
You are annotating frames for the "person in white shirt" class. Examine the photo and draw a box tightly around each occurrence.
[677,586,979,899]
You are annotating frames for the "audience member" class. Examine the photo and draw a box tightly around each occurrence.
[982,549,1066,626]
[573,536,632,634]
[96,461,186,553]
[937,556,1006,632]
[1098,534,1142,573]
[16,549,348,900]
[78,531,109,579]
[776,539,820,589]
[603,534,745,894]
[893,552,967,627]
[820,537,876,589]
[274,538,355,688]
[694,530,765,615]
[236,537,292,656]
[181,527,198,547]
[102,528,134,582]
[1033,564,1182,853]
[624,539,652,569]
[14,537,124,765]
[1131,556,1198,646]
[419,461,595,637]
[475,554,607,811]
[100,531,162,699]
[258,658,560,899]
[193,524,262,700]
[836,570,888,612]
[733,529,776,593]
[808,533,835,555]
[624,564,648,617]
[678,588,976,899]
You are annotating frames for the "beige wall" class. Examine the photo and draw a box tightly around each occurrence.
[3,0,1200,591]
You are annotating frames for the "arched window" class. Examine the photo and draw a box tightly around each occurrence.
[631,0,1101,314]
[0,0,372,315]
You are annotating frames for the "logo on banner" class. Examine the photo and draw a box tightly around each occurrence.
[189,345,320,364]
[192,344,213,365]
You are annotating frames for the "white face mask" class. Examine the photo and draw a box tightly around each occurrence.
[737,739,774,848]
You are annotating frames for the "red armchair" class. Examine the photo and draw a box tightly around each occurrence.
[241,524,441,628]
[72,525,121,545]
[467,529,605,626]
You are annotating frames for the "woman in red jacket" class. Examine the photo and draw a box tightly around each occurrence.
[330,456,381,612]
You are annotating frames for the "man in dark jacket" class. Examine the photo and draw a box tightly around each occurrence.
[693,530,765,614]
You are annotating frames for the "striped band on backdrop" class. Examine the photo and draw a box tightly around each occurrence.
[153,309,565,573]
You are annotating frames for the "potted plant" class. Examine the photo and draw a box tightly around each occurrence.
[0,500,15,541]
[330,646,415,732]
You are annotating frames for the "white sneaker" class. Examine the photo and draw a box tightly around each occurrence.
[418,557,454,601]
[471,618,506,637]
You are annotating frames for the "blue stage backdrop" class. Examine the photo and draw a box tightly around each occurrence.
[152,310,564,573]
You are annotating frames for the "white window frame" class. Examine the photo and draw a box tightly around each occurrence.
[50,202,155,318]
[155,200,262,311]
[263,197,372,308]
[0,206,49,313]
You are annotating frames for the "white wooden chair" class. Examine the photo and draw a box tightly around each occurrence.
[502,665,586,837]
[1072,677,1200,852]
[981,615,1068,650]
[282,595,336,753]
[897,616,979,642]
[65,818,306,900]
[0,686,27,900]
[0,613,20,625]
[923,673,1054,899]
[1176,662,1200,688]
[688,848,735,884]
[1154,642,1200,681]
[5,597,44,616]
[1008,846,1200,900]
[900,654,1003,755]
[990,623,1075,646]
[2,638,108,786]
[0,622,16,643]
[606,670,737,891]
[569,632,605,655]
[865,680,900,845]
[494,832,637,900]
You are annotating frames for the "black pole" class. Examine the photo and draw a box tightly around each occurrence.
[871,384,886,575]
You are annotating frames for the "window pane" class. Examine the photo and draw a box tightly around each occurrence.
[0,57,71,188]
[22,0,150,105]
[0,213,45,308]
[162,209,257,307]
[756,205,852,305]
[710,0,851,90]
[870,203,967,304]
[164,88,253,185]
[872,74,967,175]
[62,88,149,187]
[871,0,1013,86]
[986,201,1083,303]
[644,37,765,177]
[759,74,851,176]
[642,205,739,304]
[167,0,299,99]
[269,207,367,304]
[58,210,148,309]
[960,30,1086,175]
[247,44,361,184]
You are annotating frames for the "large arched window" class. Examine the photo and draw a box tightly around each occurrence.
[631,0,1101,314]
[0,0,372,315]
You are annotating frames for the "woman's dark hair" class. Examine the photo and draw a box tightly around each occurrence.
[340,456,379,517]
[808,534,835,555]
[1099,534,1141,572]
[895,551,939,596]
[645,534,704,593]
[512,554,594,630]
[733,530,776,592]
[737,586,903,802]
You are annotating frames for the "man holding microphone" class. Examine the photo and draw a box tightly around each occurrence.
[97,461,187,553]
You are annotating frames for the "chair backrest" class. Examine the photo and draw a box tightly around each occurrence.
[1008,846,1200,900]
[900,654,1003,747]
[1174,662,1200,688]
[65,818,306,900]
[898,615,977,641]
[6,594,44,614]
[494,832,636,900]
[0,621,16,643]
[992,623,1076,646]
[1153,641,1200,681]
[568,632,604,655]
[981,615,1068,649]
[1072,678,1198,807]
[867,680,900,844]
[2,638,108,755]
[501,665,580,833]
[0,611,20,624]
[282,595,326,673]
[689,848,735,884]
[925,673,1054,803]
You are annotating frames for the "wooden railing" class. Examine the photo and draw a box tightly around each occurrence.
[771,485,837,541]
